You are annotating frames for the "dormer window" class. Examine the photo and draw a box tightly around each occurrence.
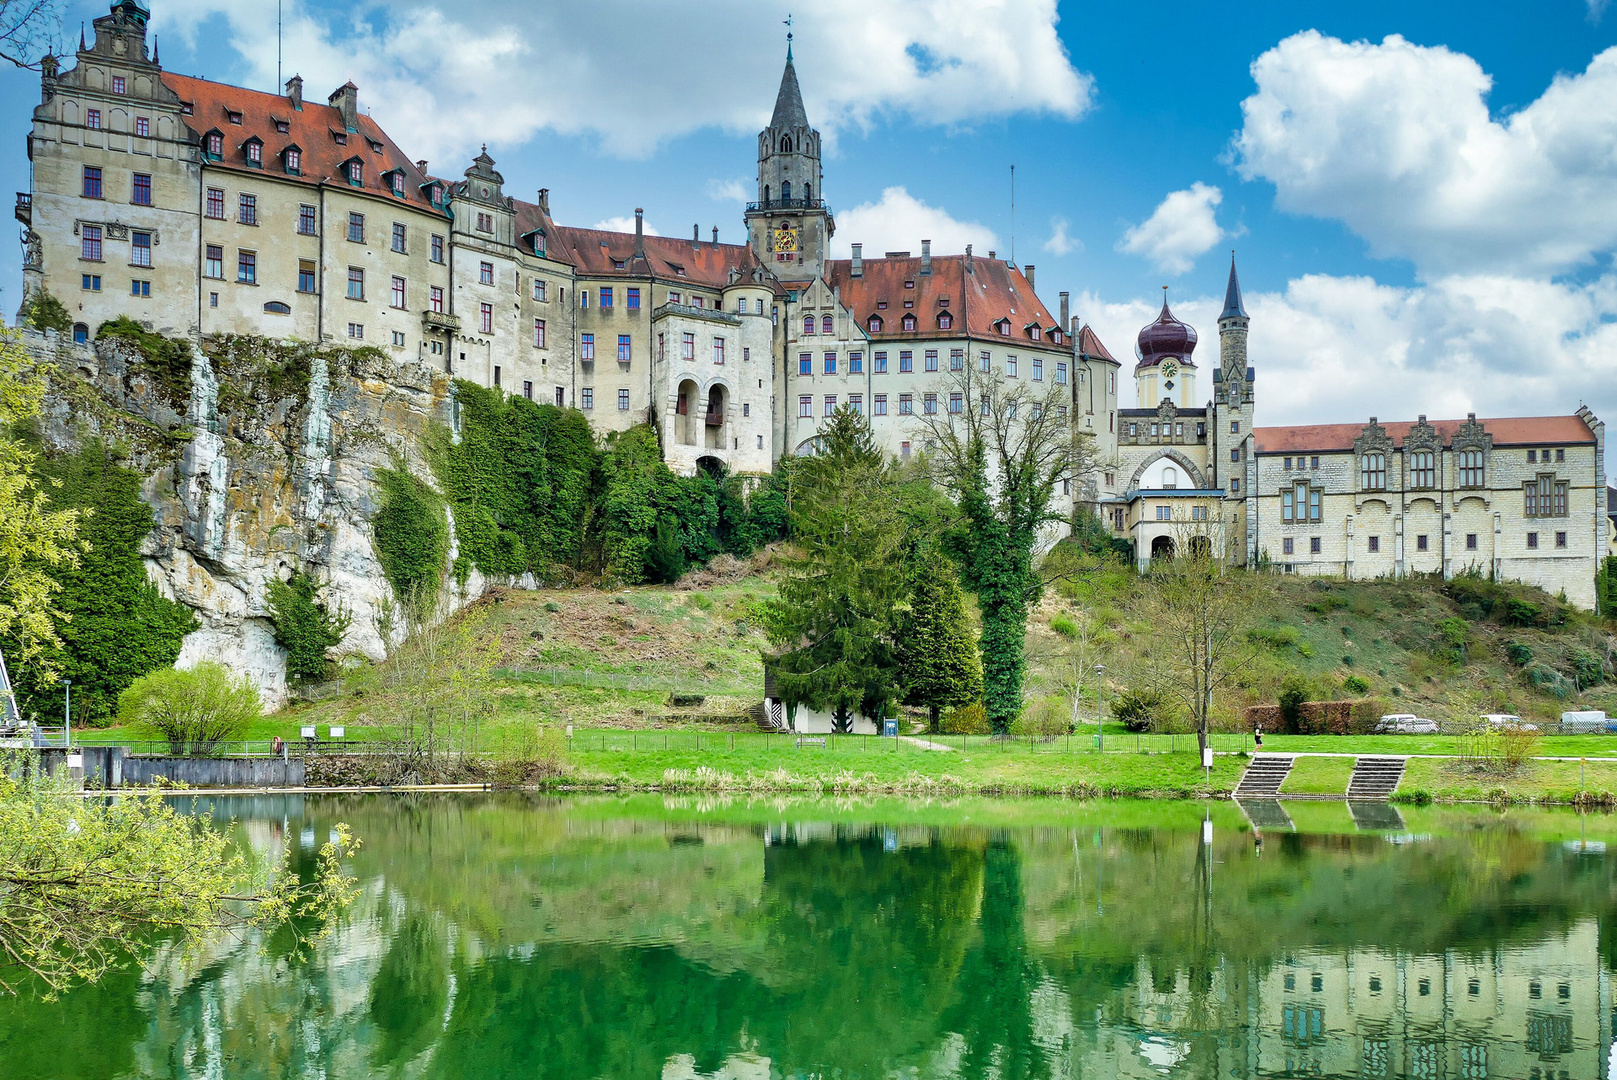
[283,145,301,175]
[368,139,384,154]
[227,110,243,125]
[902,314,916,332]
[938,297,950,307]
[180,102,194,116]
[614,260,625,270]
[997,320,1010,336]
[332,131,348,145]
[674,266,687,277]
[347,159,363,186]
[938,312,953,330]
[430,184,443,205]
[204,131,223,159]
[534,232,546,256]
[1052,330,1063,345]
[1029,326,1042,340]
[877,301,887,310]
[385,170,404,197]
[868,315,883,333]
[244,138,263,166]
[274,119,290,134]
[904,280,915,289]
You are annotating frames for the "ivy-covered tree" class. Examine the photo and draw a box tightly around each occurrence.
[266,571,351,684]
[763,407,909,730]
[897,550,983,733]
[18,290,71,334]
[372,462,449,616]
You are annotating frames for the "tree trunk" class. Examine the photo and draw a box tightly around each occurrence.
[929,704,941,735]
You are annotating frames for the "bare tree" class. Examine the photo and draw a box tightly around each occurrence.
[914,361,1097,734]
[1131,515,1259,753]
[0,0,63,71]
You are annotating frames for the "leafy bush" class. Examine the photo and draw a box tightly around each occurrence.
[1570,650,1604,689]
[1526,664,1574,699]
[1505,641,1534,667]
[373,464,449,611]
[1049,613,1080,639]
[939,701,989,735]
[19,290,71,334]
[1110,687,1161,733]
[1247,625,1300,650]
[1278,677,1310,733]
[266,571,351,684]
[1503,598,1544,628]
[118,662,262,756]
[1342,674,1371,695]
[1435,616,1470,662]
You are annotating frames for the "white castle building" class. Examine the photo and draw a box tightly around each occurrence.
[15,1,1608,606]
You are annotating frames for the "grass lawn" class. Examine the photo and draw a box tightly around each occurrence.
[1398,755,1617,804]
[1278,756,1356,795]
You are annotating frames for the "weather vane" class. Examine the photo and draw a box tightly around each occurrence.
[785,12,793,45]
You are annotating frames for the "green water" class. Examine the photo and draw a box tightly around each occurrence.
[3,795,1615,1079]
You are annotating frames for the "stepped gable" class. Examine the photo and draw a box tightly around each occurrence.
[823,254,1061,344]
[547,223,769,289]
[160,73,445,216]
[1255,415,1595,454]
[1077,324,1116,361]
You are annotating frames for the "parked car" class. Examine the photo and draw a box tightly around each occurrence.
[1481,713,1538,731]
[1376,714,1439,734]
[1559,710,1612,733]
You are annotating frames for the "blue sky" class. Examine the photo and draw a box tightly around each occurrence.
[4,0,1616,425]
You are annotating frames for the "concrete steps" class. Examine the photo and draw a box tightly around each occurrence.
[1347,756,1408,799]
[1234,755,1295,797]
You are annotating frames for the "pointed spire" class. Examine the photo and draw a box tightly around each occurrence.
[1221,252,1247,320]
[770,46,808,131]
[79,24,85,51]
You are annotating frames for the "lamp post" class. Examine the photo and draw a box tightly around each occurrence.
[63,678,71,749]
[1095,663,1105,753]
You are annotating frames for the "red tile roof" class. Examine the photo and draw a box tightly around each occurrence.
[160,74,447,216]
[824,255,1064,348]
[546,223,765,289]
[1077,324,1117,362]
[1255,415,1595,454]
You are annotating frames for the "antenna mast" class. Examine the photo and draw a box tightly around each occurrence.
[277,0,283,91]
[1010,164,1016,266]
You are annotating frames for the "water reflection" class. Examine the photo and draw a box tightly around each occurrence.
[0,795,1613,1079]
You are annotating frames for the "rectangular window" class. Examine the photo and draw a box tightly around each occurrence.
[479,261,494,286]
[618,389,630,411]
[295,204,316,236]
[712,338,725,365]
[874,351,888,374]
[1032,358,1044,381]
[1056,362,1068,385]
[430,235,444,263]
[1310,537,1322,554]
[82,166,102,199]
[849,351,863,373]
[899,350,913,373]
[239,193,258,226]
[390,276,406,309]
[1360,453,1387,490]
[206,187,225,219]
[824,351,836,374]
[824,396,837,417]
[580,289,589,308]
[949,392,963,414]
[798,395,812,418]
[1007,355,1018,378]
[1417,534,1429,552]
[533,318,545,347]
[1368,535,1380,553]
[205,244,223,278]
[476,213,492,232]
[130,279,150,297]
[534,280,547,302]
[126,230,150,268]
[899,393,914,415]
[393,331,407,348]
[1459,449,1484,486]
[1557,448,1565,462]
[849,394,863,415]
[493,366,502,388]
[1527,532,1538,549]
[430,286,445,314]
[1283,537,1295,556]
[799,353,812,375]
[581,388,594,409]
[949,349,964,371]
[925,350,939,372]
[112,75,125,94]
[237,250,256,283]
[1465,533,1477,551]
[285,148,301,173]
[1284,457,1293,470]
[923,392,938,415]
[580,333,595,361]
[1556,531,1567,548]
[135,115,149,137]
[131,172,152,206]
[599,287,613,309]
[347,323,363,339]
[1528,449,1537,463]
[874,394,888,416]
[979,351,992,373]
[682,333,696,361]
[479,303,493,334]
[298,260,316,293]
[620,335,633,362]
[86,108,101,130]
[626,287,640,310]
[391,222,406,253]
[1156,506,1171,522]
[345,266,364,300]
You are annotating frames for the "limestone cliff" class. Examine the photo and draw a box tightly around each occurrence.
[26,328,493,708]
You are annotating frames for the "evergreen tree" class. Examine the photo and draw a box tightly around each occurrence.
[898,550,983,732]
[266,570,351,684]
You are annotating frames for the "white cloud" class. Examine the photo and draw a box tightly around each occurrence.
[1235,32,1617,276]
[1043,216,1080,256]
[829,186,998,259]
[1074,271,1617,425]
[591,216,659,236]
[706,179,749,203]
[1590,0,1611,24]
[1117,183,1228,276]
[153,0,1091,162]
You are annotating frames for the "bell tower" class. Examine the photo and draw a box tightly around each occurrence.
[746,38,833,279]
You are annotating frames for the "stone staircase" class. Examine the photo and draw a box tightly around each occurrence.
[1347,756,1408,799]
[1234,755,1295,797]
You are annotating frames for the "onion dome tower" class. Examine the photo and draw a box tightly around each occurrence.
[1134,288,1198,407]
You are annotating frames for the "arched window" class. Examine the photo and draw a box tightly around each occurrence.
[763,185,770,205]
[938,312,952,330]
[263,300,291,315]
[1360,453,1386,490]
[779,136,792,153]
[1459,449,1484,487]
[868,315,882,333]
[781,181,791,201]
[802,314,815,335]
[821,314,833,334]
[804,184,812,202]
[902,314,916,332]
[1163,466,1178,490]
[72,322,89,344]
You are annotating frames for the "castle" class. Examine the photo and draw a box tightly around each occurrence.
[16,1,1609,607]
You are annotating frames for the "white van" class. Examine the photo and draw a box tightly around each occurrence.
[1560,710,1610,733]
[1481,713,1538,731]
[1376,714,1438,734]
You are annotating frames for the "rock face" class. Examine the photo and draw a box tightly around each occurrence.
[26,329,492,709]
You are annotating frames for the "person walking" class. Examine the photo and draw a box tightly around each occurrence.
[272,735,285,761]
[1253,727,1264,751]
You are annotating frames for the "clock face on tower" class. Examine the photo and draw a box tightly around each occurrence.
[1161,360,1179,380]
[773,226,798,254]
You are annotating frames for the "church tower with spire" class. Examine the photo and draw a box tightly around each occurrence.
[746,39,833,279]
[1212,255,1256,551]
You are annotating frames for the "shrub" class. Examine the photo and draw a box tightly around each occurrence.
[1348,698,1389,734]
[1049,613,1080,639]
[939,701,989,735]
[1570,650,1604,689]
[1243,704,1283,732]
[117,662,262,756]
[1012,694,1069,737]
[1343,674,1371,695]
[1503,598,1544,628]
[266,571,351,684]
[1278,677,1310,733]
[19,290,71,334]
[373,463,449,611]
[1505,641,1534,667]
[1526,664,1574,700]
[1111,687,1161,733]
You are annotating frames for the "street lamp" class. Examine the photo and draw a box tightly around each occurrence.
[63,678,71,749]
[1094,663,1105,753]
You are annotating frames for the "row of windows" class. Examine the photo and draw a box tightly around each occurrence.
[1286,531,1570,555]
[82,108,149,135]
[575,287,745,312]
[81,166,155,206]
[574,387,632,411]
[796,393,1071,422]
[78,224,155,266]
[1128,420,1208,439]
[791,349,1068,382]
[1359,451,1488,489]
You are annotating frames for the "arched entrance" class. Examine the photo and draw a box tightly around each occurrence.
[1188,535,1212,560]
[704,385,728,449]
[675,379,699,446]
[1151,535,1176,561]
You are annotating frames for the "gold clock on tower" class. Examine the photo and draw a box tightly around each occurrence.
[773,226,798,254]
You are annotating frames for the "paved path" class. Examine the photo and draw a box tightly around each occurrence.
[898,735,956,752]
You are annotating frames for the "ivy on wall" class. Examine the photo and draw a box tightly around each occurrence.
[372,461,450,611]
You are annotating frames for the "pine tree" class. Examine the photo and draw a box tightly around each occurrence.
[898,551,983,732]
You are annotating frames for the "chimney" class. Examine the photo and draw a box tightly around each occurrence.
[634,208,645,258]
[285,74,303,110]
[920,239,932,275]
[694,223,700,243]
[851,243,862,278]
[1025,264,1035,291]
[965,244,974,274]
[416,159,428,174]
[1059,291,1069,328]
[1418,414,1426,424]
[327,81,358,131]
[988,250,996,260]
[712,226,719,244]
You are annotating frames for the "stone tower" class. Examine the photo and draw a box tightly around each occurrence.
[1212,255,1256,555]
[746,44,833,279]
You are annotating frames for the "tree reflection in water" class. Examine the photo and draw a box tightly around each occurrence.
[0,795,1613,1080]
